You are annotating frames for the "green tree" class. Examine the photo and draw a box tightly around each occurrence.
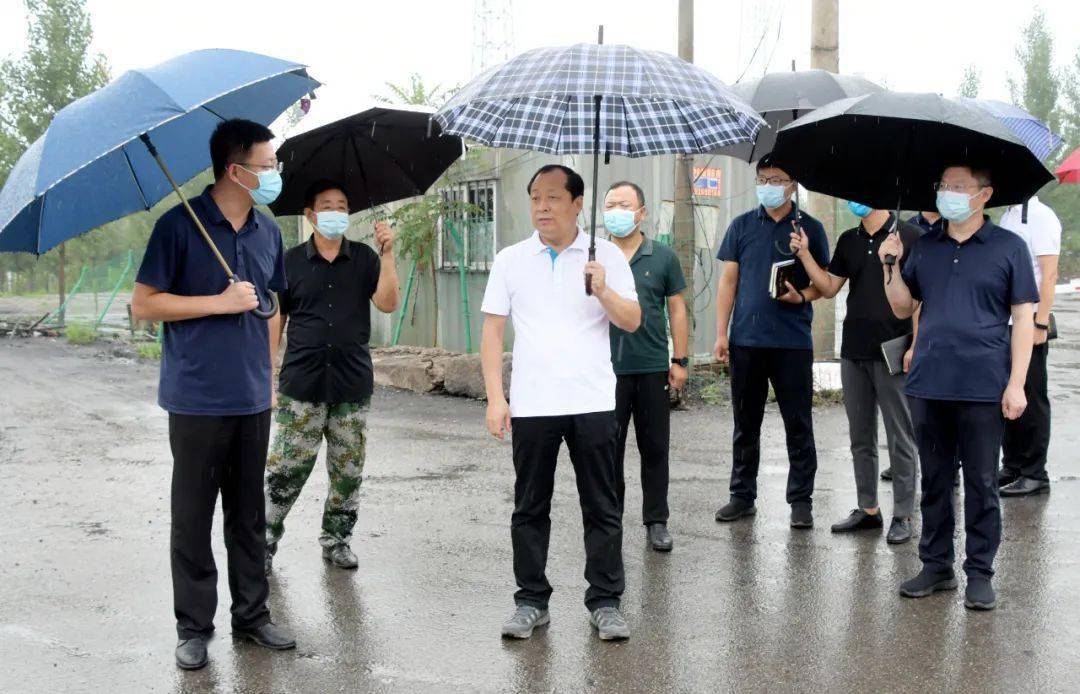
[0,0,110,317]
[388,195,479,347]
[1060,46,1080,151]
[373,73,457,108]
[957,64,981,98]
[1007,7,1061,134]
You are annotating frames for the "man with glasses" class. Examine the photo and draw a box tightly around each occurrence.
[879,165,1038,611]
[713,154,830,529]
[132,119,296,670]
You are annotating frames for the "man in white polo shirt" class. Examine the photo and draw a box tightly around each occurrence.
[999,195,1062,497]
[481,164,641,642]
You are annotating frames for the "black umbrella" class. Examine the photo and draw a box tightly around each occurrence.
[271,105,464,216]
[771,91,1055,212]
[715,68,883,162]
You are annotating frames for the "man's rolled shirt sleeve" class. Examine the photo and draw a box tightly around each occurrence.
[136,216,181,292]
[901,246,922,302]
[1009,245,1040,305]
[716,221,740,262]
[607,250,638,302]
[481,251,512,316]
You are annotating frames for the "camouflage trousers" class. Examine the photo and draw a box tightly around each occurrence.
[265,395,369,550]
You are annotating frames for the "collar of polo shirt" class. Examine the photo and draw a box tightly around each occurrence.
[527,226,590,255]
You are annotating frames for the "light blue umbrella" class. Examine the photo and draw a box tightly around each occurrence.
[958,97,1063,162]
[0,49,319,316]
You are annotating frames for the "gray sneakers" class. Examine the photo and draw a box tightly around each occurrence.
[589,606,630,641]
[501,605,550,639]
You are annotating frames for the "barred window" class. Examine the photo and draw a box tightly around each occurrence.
[438,180,497,271]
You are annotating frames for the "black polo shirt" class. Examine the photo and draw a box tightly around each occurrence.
[278,236,381,404]
[901,220,1039,403]
[828,215,921,361]
[610,236,687,375]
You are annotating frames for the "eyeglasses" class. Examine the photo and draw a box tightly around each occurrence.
[933,181,980,193]
[238,161,284,174]
[755,176,791,186]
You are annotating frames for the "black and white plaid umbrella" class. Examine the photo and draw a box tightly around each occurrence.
[434,39,761,295]
[433,43,763,157]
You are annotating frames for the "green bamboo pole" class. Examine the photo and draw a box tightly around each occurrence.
[445,219,473,353]
[45,266,88,327]
[95,250,134,329]
[392,260,418,347]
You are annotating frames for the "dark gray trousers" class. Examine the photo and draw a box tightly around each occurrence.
[840,359,918,518]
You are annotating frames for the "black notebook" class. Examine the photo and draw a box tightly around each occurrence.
[881,333,914,376]
[770,259,798,299]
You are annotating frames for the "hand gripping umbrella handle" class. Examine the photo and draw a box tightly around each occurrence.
[585,246,596,296]
[141,133,277,320]
[229,275,279,320]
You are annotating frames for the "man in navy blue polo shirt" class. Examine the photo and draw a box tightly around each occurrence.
[713,155,830,529]
[132,119,296,670]
[880,164,1038,611]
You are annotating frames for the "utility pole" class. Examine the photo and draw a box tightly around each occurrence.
[674,0,696,359]
[809,0,839,358]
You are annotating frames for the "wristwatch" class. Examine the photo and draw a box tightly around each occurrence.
[671,357,689,368]
[1034,317,1049,331]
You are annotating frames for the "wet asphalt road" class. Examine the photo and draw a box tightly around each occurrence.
[2,295,1080,693]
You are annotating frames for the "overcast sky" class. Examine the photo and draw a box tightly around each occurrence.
[1,0,1078,131]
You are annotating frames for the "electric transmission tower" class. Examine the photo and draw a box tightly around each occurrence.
[472,0,515,75]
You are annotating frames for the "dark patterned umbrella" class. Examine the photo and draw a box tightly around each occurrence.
[433,34,763,293]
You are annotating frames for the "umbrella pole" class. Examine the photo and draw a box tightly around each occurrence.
[586,93,601,296]
[139,134,277,319]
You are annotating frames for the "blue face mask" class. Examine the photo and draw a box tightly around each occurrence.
[315,210,350,239]
[847,201,872,218]
[238,166,282,206]
[936,190,978,222]
[756,184,788,210]
[603,208,640,238]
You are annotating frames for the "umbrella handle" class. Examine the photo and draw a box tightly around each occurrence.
[230,275,279,320]
[585,247,596,296]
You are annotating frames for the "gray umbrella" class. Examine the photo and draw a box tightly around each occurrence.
[714,69,883,162]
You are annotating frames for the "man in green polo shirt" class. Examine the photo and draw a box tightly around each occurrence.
[604,181,689,552]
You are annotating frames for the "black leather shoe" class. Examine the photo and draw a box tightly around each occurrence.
[997,468,1020,488]
[790,503,813,529]
[233,622,296,650]
[1000,477,1050,497]
[830,509,883,533]
[175,637,208,670]
[886,517,913,545]
[322,543,359,569]
[647,523,673,552]
[715,498,756,522]
[899,569,957,598]
[965,577,997,610]
[880,467,893,481]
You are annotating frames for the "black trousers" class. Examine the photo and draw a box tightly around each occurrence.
[728,345,817,505]
[909,397,1003,579]
[169,410,272,639]
[1002,342,1051,481]
[614,372,671,526]
[510,411,623,611]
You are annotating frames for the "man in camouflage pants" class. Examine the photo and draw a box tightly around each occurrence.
[266,398,369,559]
[265,179,400,571]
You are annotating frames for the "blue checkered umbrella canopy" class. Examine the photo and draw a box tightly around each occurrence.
[957,98,1063,163]
[433,43,764,156]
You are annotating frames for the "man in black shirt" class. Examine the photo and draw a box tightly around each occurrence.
[264,179,400,571]
[790,203,921,543]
